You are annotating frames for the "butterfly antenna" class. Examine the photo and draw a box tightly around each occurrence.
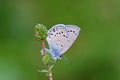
[61,55,70,64]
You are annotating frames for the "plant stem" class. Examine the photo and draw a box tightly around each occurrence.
[41,40,46,56]
[41,40,53,80]
[48,65,53,80]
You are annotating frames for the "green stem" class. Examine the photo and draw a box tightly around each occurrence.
[41,41,46,56]
[41,40,53,80]
[47,65,53,80]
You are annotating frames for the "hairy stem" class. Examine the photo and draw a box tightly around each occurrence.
[41,40,53,80]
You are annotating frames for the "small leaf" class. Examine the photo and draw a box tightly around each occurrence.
[42,53,51,65]
[37,70,48,73]
[49,65,54,71]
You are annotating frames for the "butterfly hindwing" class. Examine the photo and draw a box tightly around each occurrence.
[60,25,80,54]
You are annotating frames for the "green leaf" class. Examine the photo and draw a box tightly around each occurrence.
[49,65,54,71]
[37,70,48,73]
[42,53,51,65]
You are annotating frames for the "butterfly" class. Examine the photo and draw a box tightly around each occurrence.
[46,24,80,60]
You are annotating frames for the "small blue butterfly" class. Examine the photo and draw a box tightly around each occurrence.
[46,24,80,60]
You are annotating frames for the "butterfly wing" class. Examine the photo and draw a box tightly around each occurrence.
[46,24,80,59]
[60,25,80,54]
[46,24,68,58]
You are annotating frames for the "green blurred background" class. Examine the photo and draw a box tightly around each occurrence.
[0,0,120,80]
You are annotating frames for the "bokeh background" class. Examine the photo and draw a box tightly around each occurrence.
[0,0,120,80]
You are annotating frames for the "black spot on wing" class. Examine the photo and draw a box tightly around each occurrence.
[56,27,58,31]
[70,30,72,32]
[67,29,78,35]
[63,35,65,37]
[63,34,68,38]
[73,31,75,33]
[59,55,62,58]
[75,33,77,35]
[53,29,55,32]
[61,45,63,47]
[50,33,53,35]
